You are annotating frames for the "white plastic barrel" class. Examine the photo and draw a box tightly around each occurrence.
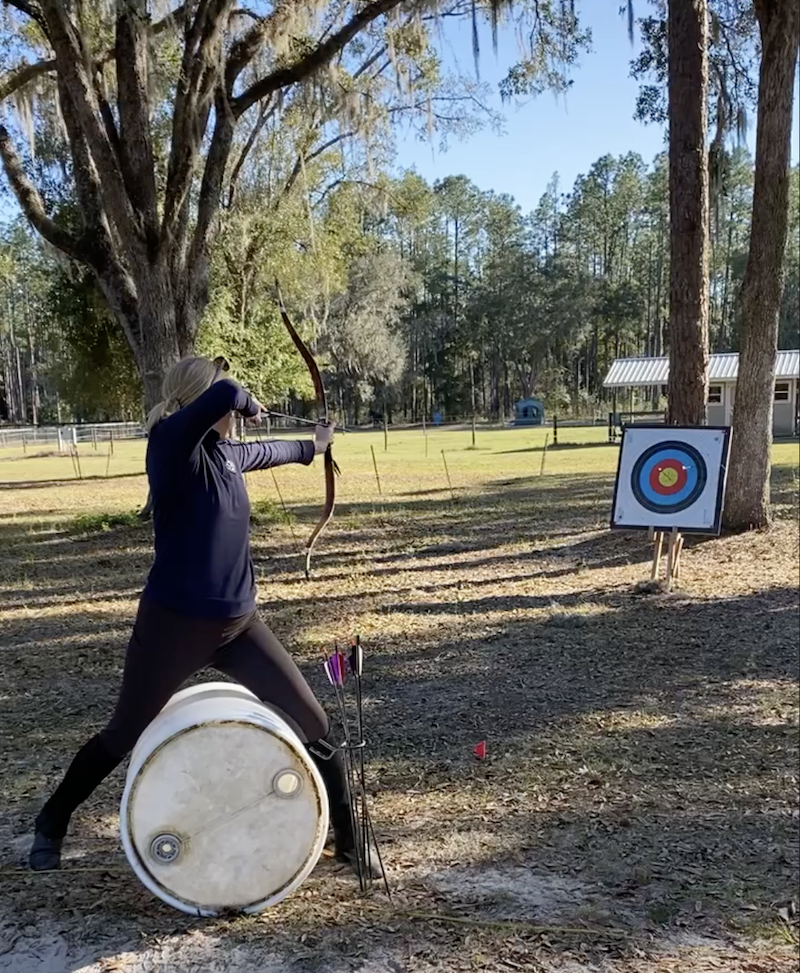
[119,682,329,917]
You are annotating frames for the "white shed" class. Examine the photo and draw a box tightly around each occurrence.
[603,350,800,437]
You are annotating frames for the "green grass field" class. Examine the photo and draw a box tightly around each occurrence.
[1,424,797,522]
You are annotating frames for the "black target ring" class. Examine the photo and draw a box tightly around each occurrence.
[631,441,708,515]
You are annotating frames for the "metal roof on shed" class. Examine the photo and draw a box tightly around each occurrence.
[603,350,800,388]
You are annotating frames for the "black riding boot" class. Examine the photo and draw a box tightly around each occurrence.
[30,735,123,871]
[305,737,383,879]
[305,739,355,857]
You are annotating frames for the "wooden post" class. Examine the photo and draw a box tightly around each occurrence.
[540,433,550,476]
[383,414,388,452]
[471,415,476,448]
[106,443,112,477]
[552,414,558,446]
[109,429,115,456]
[92,426,98,450]
[422,415,428,457]
[22,433,27,454]
[370,445,382,496]
[57,428,64,455]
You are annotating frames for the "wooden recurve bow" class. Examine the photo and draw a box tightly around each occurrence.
[276,281,338,578]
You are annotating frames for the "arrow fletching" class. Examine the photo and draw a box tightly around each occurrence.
[349,639,363,677]
[323,658,337,686]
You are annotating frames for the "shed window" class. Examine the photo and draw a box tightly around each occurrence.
[774,382,790,402]
[708,385,723,404]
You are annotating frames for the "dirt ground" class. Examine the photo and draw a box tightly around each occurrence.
[0,446,798,973]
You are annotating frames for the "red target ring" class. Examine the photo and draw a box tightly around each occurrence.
[648,458,688,496]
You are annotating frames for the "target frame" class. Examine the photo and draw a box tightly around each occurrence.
[611,425,731,534]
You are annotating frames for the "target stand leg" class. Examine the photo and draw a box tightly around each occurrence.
[650,530,665,581]
[665,528,682,590]
[673,533,685,581]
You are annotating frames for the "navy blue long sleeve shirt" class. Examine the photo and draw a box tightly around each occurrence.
[143,379,315,618]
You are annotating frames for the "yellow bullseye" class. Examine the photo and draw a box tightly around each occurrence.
[658,466,679,488]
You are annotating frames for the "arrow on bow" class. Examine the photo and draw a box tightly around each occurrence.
[275,281,339,579]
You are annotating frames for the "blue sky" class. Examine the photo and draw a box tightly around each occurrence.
[395,4,800,214]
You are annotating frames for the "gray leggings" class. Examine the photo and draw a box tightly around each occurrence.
[37,597,332,839]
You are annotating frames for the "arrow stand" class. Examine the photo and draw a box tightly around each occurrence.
[321,642,390,898]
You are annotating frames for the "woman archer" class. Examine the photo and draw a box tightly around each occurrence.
[30,356,374,878]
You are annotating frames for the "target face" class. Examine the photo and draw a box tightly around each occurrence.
[611,425,731,534]
[631,442,707,514]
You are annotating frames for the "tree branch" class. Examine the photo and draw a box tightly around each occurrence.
[3,1,47,30]
[161,0,234,244]
[56,75,108,241]
[0,59,57,102]
[225,0,299,82]
[115,0,160,245]
[0,124,86,261]
[233,0,405,117]
[226,97,274,207]
[40,0,138,244]
[180,89,237,342]
[0,3,186,105]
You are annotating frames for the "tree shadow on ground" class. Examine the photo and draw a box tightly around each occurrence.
[0,463,797,969]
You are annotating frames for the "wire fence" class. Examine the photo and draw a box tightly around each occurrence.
[0,422,146,451]
[0,413,642,456]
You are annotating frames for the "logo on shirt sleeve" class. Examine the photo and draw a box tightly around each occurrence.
[225,459,238,474]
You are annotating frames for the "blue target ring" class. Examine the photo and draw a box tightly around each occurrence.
[631,441,707,515]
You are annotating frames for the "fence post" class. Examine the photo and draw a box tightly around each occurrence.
[552,415,558,447]
[57,428,64,454]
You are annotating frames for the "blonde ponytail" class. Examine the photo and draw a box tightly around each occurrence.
[145,357,220,433]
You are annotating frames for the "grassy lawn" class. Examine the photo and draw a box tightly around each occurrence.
[0,427,798,973]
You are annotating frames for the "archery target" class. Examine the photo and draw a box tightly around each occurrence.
[611,425,731,534]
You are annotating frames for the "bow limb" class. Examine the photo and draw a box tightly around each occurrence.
[276,281,336,578]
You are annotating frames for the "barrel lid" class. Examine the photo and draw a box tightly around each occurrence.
[124,720,325,914]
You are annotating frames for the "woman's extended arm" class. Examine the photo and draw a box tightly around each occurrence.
[223,423,333,473]
[157,379,260,458]
[223,439,315,473]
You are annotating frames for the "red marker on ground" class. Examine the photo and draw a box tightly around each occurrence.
[473,741,486,760]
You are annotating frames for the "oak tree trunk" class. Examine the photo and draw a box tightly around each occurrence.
[666,0,710,425]
[723,0,799,530]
